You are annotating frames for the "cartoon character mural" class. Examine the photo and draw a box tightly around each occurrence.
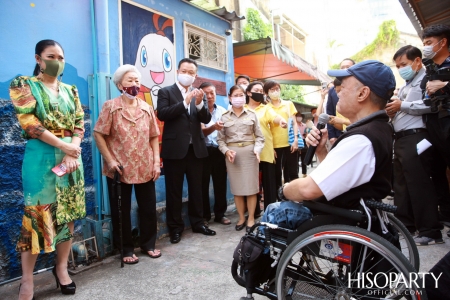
[133,14,175,109]
[121,2,176,172]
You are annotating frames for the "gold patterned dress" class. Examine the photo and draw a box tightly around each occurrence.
[10,76,86,254]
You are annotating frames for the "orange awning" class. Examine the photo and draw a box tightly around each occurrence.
[233,37,330,85]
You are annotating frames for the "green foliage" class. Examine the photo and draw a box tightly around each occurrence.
[330,20,400,69]
[243,8,273,41]
[281,84,305,103]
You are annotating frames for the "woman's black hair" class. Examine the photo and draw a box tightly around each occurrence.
[263,80,281,95]
[33,39,64,76]
[228,85,245,105]
[245,81,264,104]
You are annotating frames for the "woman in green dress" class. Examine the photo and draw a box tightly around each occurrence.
[10,40,85,299]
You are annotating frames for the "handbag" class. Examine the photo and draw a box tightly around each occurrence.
[232,234,275,288]
[233,235,265,268]
[286,101,304,149]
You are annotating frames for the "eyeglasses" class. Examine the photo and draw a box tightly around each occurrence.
[269,87,280,92]
[251,89,264,93]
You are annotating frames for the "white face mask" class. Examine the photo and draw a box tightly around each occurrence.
[239,84,248,91]
[423,39,443,59]
[178,73,195,86]
[268,90,280,100]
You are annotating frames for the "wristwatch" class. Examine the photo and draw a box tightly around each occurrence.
[278,183,289,201]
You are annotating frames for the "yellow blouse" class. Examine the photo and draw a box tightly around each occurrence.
[267,100,297,148]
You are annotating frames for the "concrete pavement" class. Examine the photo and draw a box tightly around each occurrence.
[1,206,449,300]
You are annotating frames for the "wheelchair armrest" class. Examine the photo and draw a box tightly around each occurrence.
[303,201,366,223]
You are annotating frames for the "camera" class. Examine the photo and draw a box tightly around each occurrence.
[422,58,450,116]
[225,29,232,36]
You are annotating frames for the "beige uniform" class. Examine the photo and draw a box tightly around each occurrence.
[217,108,265,195]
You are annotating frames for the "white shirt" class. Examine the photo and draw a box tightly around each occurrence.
[203,104,227,147]
[176,82,204,114]
[309,135,376,200]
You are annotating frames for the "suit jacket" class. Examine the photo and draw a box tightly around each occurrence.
[157,83,211,159]
[325,87,342,139]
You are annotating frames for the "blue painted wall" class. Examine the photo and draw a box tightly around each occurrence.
[0,0,94,105]
[0,0,234,282]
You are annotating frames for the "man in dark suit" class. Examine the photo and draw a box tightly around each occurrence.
[157,58,215,244]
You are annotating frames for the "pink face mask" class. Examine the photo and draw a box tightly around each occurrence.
[231,96,246,108]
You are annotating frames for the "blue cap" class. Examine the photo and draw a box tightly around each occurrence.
[327,60,396,100]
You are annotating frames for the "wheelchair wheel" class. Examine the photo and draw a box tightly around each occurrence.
[387,214,420,271]
[231,260,246,288]
[275,225,427,300]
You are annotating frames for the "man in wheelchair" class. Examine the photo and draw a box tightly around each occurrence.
[233,61,428,300]
[281,59,394,211]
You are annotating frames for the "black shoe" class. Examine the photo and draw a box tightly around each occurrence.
[235,220,246,231]
[170,232,182,244]
[52,266,76,295]
[192,224,216,236]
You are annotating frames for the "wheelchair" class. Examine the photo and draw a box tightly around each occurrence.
[231,198,425,300]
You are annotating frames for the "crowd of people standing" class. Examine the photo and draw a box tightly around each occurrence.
[10,23,450,299]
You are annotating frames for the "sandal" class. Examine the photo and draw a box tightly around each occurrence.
[215,216,231,225]
[122,253,139,264]
[140,249,162,259]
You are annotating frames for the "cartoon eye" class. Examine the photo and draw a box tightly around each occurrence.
[162,49,172,72]
[140,46,147,67]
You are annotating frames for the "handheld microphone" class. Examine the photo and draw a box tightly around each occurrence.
[302,113,330,166]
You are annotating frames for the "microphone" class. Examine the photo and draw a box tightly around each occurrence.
[302,113,330,166]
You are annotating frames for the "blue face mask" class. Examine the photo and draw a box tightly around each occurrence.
[398,64,417,81]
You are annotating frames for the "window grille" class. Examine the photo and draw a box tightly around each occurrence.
[184,22,228,72]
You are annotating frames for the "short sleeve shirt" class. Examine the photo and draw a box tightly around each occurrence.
[246,103,278,163]
[217,108,265,155]
[309,135,375,200]
[94,97,160,184]
[268,100,297,148]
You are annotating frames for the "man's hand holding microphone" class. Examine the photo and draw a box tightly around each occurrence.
[303,113,330,166]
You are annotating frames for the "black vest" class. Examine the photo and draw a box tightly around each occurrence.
[319,111,393,209]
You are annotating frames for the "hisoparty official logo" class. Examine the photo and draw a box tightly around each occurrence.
[348,272,442,296]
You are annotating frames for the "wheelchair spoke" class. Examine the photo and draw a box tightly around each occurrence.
[275,225,425,300]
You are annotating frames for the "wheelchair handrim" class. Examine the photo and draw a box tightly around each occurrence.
[275,226,425,300]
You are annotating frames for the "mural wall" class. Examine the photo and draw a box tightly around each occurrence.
[0,0,95,282]
[0,0,235,282]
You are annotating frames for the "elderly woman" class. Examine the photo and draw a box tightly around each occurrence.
[218,85,264,231]
[10,39,85,299]
[244,81,287,209]
[94,64,161,264]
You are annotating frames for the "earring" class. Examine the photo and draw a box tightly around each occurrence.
[39,65,44,73]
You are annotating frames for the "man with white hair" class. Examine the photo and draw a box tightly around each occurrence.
[280,60,396,210]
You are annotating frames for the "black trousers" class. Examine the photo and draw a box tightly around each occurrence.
[426,114,450,219]
[275,146,299,197]
[260,161,277,209]
[393,131,442,239]
[298,144,307,175]
[107,177,157,255]
[425,250,450,299]
[202,146,227,221]
[164,145,204,234]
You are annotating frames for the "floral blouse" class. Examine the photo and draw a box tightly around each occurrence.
[10,76,85,139]
[94,97,160,184]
